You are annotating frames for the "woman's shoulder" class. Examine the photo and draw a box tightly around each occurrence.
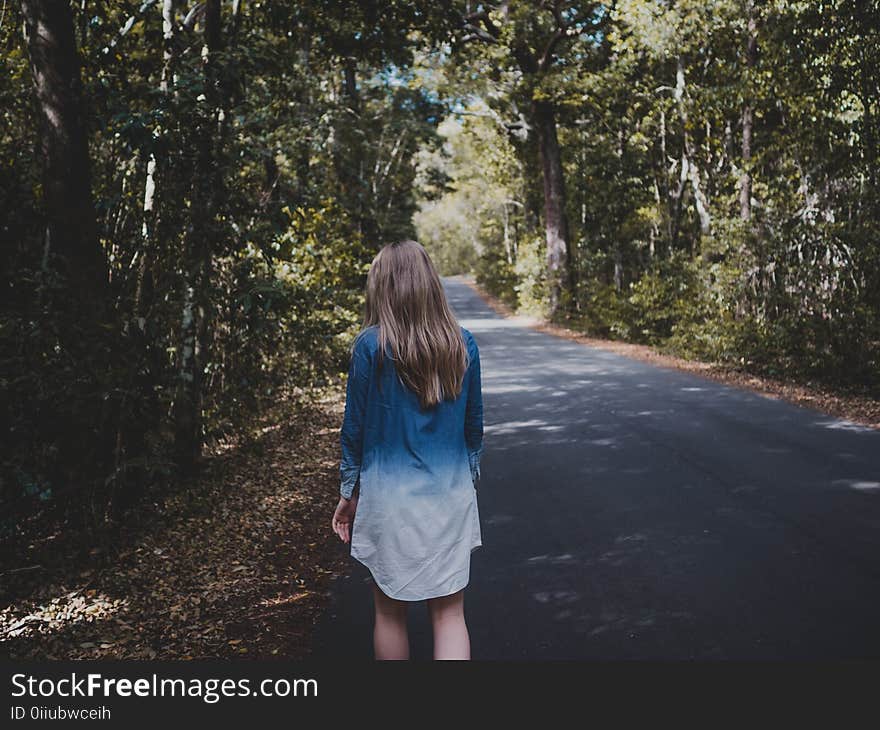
[351,325,379,357]
[459,325,477,351]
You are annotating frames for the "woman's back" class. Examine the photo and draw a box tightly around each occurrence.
[358,323,480,471]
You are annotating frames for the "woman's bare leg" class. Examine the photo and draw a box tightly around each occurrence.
[427,589,470,660]
[372,581,409,660]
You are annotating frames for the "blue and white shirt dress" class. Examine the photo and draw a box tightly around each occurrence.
[338,324,484,601]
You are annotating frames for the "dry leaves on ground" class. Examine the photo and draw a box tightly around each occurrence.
[0,386,350,660]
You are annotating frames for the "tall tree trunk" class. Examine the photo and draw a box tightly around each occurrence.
[671,151,689,250]
[21,0,106,301]
[740,0,757,221]
[343,56,360,115]
[659,105,691,250]
[114,0,177,515]
[533,99,573,318]
[136,0,175,328]
[294,29,312,202]
[502,202,512,264]
[161,0,176,92]
[675,57,712,240]
[173,0,221,474]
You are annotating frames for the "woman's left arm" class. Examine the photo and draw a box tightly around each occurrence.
[333,336,371,544]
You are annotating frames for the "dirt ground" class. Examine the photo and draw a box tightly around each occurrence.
[0,386,349,660]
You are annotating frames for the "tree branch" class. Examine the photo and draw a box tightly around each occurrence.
[459,4,501,46]
[538,26,570,72]
[537,1,583,72]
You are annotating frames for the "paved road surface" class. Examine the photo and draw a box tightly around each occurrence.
[313,276,880,659]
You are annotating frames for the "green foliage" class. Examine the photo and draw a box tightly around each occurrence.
[513,236,550,318]
[474,247,519,310]
[5,0,880,542]
[414,109,524,276]
[574,283,635,341]
[421,0,880,396]
[2,0,449,534]
[627,253,705,345]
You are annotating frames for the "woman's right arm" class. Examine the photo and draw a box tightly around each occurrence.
[339,336,370,500]
[464,334,484,484]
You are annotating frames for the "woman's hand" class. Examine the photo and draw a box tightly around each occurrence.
[331,494,358,544]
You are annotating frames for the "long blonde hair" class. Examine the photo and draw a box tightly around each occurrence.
[360,240,469,410]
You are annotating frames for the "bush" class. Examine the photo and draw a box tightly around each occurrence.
[474,246,519,309]
[627,252,706,345]
[512,235,549,318]
[568,283,634,340]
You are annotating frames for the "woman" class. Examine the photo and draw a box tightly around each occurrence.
[331,240,484,661]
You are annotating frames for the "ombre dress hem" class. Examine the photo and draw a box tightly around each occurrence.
[354,540,483,602]
[350,467,483,603]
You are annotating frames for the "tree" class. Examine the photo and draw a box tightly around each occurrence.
[171,0,223,472]
[739,0,757,222]
[21,0,106,305]
[454,1,606,318]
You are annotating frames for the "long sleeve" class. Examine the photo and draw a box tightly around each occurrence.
[339,337,371,499]
[464,335,484,484]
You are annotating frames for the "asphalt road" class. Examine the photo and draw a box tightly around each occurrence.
[313,275,880,659]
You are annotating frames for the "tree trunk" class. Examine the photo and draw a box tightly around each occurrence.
[740,0,757,221]
[173,0,222,474]
[343,57,360,114]
[294,30,312,202]
[136,0,175,329]
[21,0,105,300]
[858,38,877,191]
[161,0,175,92]
[675,58,712,239]
[113,0,178,515]
[533,99,573,318]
